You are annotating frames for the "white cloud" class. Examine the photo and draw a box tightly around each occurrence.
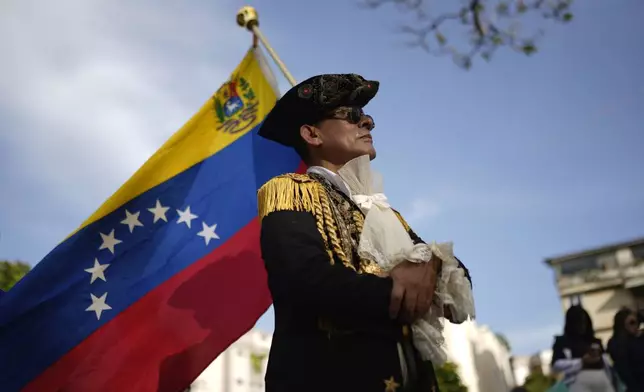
[404,197,442,225]
[1,0,246,205]
[0,0,259,260]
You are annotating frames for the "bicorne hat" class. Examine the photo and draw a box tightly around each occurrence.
[258,73,379,147]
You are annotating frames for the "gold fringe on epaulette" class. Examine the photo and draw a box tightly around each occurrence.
[257,174,337,265]
[257,174,318,220]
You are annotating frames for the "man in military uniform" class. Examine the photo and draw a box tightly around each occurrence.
[256,74,472,392]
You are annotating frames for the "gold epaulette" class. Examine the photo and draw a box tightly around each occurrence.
[257,173,322,220]
[257,173,344,265]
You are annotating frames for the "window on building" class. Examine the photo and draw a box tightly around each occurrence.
[559,256,600,276]
[631,243,644,261]
[597,253,617,270]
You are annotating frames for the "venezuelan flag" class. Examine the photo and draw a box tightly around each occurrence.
[0,47,302,392]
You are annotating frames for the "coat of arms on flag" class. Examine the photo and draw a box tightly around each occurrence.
[214,76,260,135]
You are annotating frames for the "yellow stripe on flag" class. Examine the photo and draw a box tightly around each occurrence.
[70,48,278,237]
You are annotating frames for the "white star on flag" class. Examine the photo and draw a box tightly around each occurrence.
[85,292,112,320]
[99,229,122,254]
[176,206,198,228]
[121,209,143,233]
[84,258,110,284]
[148,199,170,223]
[197,222,220,245]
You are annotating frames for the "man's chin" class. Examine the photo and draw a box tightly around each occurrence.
[345,149,376,163]
[368,148,377,160]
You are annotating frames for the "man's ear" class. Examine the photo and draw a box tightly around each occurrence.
[300,124,322,147]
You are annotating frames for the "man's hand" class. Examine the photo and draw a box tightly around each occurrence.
[582,352,600,365]
[582,348,601,366]
[388,257,442,323]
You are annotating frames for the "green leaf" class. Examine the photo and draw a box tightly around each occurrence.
[563,12,573,22]
[521,43,537,55]
[0,260,31,291]
[517,2,528,13]
[435,361,468,392]
[244,88,256,101]
[435,32,447,45]
[249,352,266,374]
[214,98,225,123]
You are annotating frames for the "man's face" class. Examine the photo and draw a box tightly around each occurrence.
[302,106,376,165]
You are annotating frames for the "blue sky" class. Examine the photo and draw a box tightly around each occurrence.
[1,0,642,356]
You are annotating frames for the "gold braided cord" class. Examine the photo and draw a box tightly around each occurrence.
[309,185,333,264]
[352,210,364,235]
[319,190,353,269]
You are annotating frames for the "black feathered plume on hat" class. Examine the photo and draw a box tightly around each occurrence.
[258,73,379,148]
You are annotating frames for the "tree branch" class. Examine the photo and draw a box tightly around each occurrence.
[360,0,574,69]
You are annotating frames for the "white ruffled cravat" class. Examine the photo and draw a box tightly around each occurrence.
[352,193,390,210]
[337,155,475,365]
[338,157,416,271]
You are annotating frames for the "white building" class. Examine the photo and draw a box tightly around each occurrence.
[189,329,272,392]
[190,319,516,392]
[442,320,517,392]
[545,237,644,344]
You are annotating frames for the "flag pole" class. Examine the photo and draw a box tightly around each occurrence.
[236,6,298,87]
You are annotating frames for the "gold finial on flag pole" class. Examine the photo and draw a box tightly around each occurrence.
[236,6,297,87]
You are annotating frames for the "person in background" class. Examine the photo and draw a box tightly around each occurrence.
[607,307,644,392]
[523,354,557,392]
[550,305,616,392]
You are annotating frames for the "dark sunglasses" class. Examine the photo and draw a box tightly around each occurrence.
[322,107,375,130]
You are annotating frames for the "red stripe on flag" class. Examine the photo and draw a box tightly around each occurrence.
[294,160,307,174]
[24,220,271,392]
